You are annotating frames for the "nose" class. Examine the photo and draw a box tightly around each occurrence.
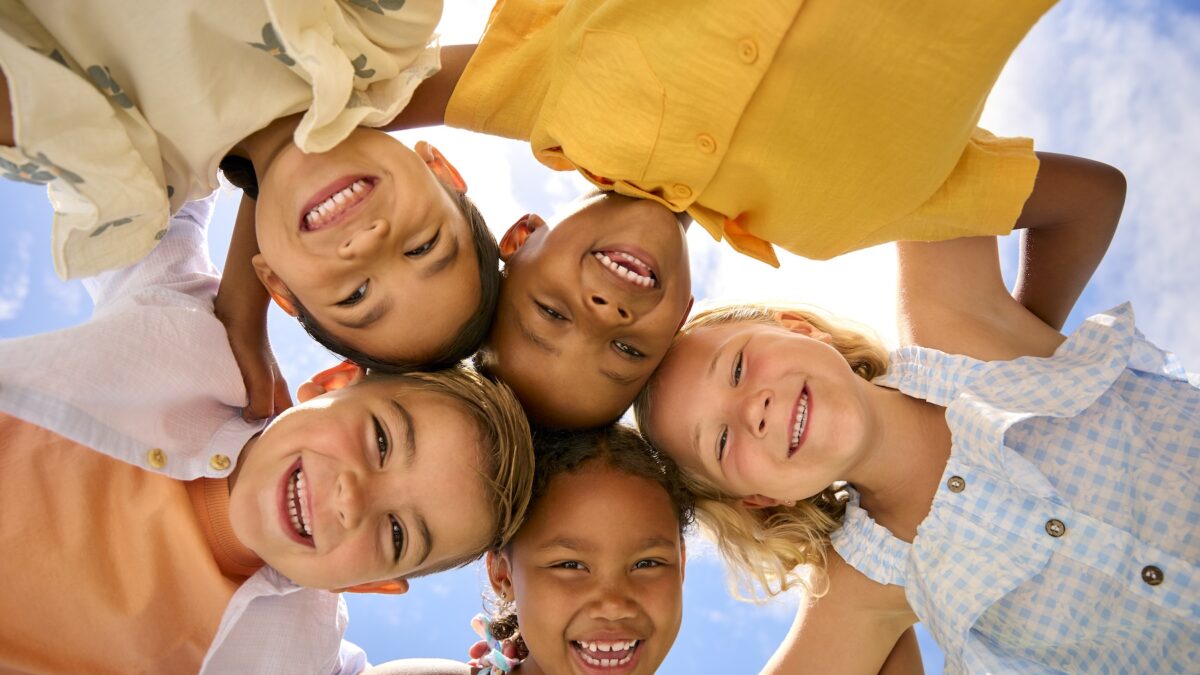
[337,219,390,260]
[740,388,772,438]
[334,470,366,529]
[587,576,639,622]
[585,290,634,327]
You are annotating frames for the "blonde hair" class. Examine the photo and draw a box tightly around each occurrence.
[372,366,535,573]
[634,303,888,599]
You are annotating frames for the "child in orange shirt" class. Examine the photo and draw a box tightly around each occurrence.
[0,196,534,673]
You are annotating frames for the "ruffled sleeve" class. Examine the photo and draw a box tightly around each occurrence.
[829,491,911,587]
[266,0,443,153]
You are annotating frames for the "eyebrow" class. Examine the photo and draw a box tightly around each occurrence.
[419,231,460,279]
[600,368,638,386]
[392,400,416,465]
[515,312,561,356]
[693,342,728,461]
[339,295,393,331]
[537,537,593,553]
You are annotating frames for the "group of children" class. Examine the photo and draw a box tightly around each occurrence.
[1,0,1196,673]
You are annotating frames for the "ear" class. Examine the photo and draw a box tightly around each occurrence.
[498,214,546,261]
[415,141,467,194]
[485,550,515,600]
[251,254,298,317]
[336,578,410,595]
[297,360,365,402]
[676,295,695,334]
[739,493,790,509]
[775,311,832,344]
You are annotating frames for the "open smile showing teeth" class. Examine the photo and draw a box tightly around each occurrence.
[572,639,640,668]
[593,250,658,288]
[287,466,313,539]
[787,388,810,457]
[302,178,374,231]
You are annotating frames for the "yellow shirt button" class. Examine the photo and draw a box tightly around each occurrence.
[146,448,167,470]
[673,184,693,199]
[210,454,232,471]
[696,133,717,154]
[737,39,759,64]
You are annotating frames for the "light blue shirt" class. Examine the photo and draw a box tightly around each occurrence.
[831,304,1199,674]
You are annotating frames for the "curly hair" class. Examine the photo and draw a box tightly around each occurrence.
[633,303,887,599]
[487,424,694,654]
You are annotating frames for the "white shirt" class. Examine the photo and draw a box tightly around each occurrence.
[0,194,368,674]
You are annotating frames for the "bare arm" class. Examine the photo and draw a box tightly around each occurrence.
[383,45,477,131]
[878,627,924,675]
[761,553,915,675]
[1011,152,1125,329]
[1,67,14,147]
[213,193,292,420]
[897,236,1065,361]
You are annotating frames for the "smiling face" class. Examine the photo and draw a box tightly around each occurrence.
[488,194,692,427]
[645,319,876,502]
[227,378,492,590]
[490,464,685,675]
[252,132,481,365]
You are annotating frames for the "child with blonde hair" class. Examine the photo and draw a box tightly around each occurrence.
[0,195,535,673]
[635,234,1199,671]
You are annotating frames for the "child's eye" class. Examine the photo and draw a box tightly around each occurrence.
[554,560,585,571]
[731,350,744,385]
[613,340,645,359]
[405,229,440,257]
[536,302,567,321]
[633,559,663,570]
[373,415,389,467]
[339,281,368,306]
[389,514,405,563]
[717,427,728,462]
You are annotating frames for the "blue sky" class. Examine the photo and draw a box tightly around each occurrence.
[2,1,1197,672]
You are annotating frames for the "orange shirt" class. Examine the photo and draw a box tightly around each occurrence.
[0,414,261,673]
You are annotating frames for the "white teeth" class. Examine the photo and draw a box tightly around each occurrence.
[304,179,371,226]
[790,390,809,449]
[574,640,639,666]
[287,468,312,538]
[593,251,657,288]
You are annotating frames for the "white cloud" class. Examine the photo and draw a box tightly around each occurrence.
[0,231,32,321]
[983,0,1200,365]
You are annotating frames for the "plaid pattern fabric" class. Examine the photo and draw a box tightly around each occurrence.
[831,304,1199,673]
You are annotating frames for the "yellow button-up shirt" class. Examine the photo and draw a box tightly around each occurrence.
[448,0,1051,266]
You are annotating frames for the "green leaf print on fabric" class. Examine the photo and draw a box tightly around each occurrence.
[166,185,175,198]
[0,152,84,186]
[48,49,68,68]
[90,217,133,238]
[0,157,55,184]
[86,65,134,109]
[351,54,376,79]
[249,24,296,67]
[348,0,406,15]
[154,228,167,241]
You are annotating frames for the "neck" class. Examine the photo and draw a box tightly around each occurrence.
[842,381,950,539]
[233,113,302,172]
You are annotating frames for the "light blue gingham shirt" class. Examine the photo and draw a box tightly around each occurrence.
[831,304,1199,674]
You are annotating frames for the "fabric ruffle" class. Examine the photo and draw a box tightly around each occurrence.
[829,490,911,587]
